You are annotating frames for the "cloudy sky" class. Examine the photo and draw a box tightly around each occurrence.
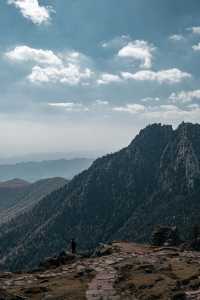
[1,0,200,157]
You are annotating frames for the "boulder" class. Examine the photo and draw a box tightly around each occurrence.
[92,243,113,257]
[39,251,76,270]
[171,291,186,300]
[151,226,181,247]
[181,238,200,251]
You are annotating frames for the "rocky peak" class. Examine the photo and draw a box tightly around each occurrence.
[175,124,200,189]
[131,123,173,146]
[176,122,200,140]
[177,122,191,136]
[128,123,173,169]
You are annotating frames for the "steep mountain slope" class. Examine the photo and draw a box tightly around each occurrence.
[0,179,31,212]
[0,122,200,271]
[0,158,93,182]
[0,177,68,224]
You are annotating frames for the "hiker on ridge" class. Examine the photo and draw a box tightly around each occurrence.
[71,238,77,254]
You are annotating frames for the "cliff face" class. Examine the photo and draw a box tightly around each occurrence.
[159,123,200,191]
[0,122,200,271]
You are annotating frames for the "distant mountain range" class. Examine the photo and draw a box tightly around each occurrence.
[0,158,93,182]
[0,151,102,164]
[0,122,200,271]
[0,178,67,225]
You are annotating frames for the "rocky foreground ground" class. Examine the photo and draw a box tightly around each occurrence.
[1,242,200,299]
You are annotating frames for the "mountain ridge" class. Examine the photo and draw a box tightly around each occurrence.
[0,122,200,271]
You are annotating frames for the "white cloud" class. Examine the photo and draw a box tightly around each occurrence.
[144,105,200,122]
[48,100,111,113]
[113,104,145,114]
[97,73,122,85]
[113,103,181,116]
[121,68,191,84]
[188,26,200,35]
[160,105,179,111]
[118,40,155,69]
[169,90,200,103]
[101,35,131,49]
[141,97,160,102]
[48,102,89,112]
[112,102,200,124]
[187,104,200,109]
[192,43,200,51]
[6,46,94,85]
[6,46,62,65]
[7,0,52,25]
[29,65,93,85]
[169,34,185,42]
[95,100,109,105]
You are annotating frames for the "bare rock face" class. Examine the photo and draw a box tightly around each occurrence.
[159,122,200,192]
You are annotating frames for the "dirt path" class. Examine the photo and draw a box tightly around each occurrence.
[86,266,118,300]
[86,243,139,300]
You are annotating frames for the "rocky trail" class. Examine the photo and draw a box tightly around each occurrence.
[1,242,200,299]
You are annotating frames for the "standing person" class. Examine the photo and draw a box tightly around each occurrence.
[71,238,77,254]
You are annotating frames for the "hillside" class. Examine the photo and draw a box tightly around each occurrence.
[0,178,30,188]
[0,158,93,182]
[0,122,200,271]
[0,177,68,224]
[0,242,200,299]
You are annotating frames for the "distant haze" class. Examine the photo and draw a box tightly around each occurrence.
[0,158,93,182]
[0,151,102,165]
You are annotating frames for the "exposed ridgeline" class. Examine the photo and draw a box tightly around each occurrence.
[0,122,200,271]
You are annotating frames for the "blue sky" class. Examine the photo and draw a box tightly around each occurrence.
[1,0,200,157]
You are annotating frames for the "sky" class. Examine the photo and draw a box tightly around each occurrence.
[1,0,200,157]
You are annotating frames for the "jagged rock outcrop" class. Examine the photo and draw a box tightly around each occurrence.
[151,225,181,246]
[38,251,77,270]
[0,122,200,271]
[92,243,113,257]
